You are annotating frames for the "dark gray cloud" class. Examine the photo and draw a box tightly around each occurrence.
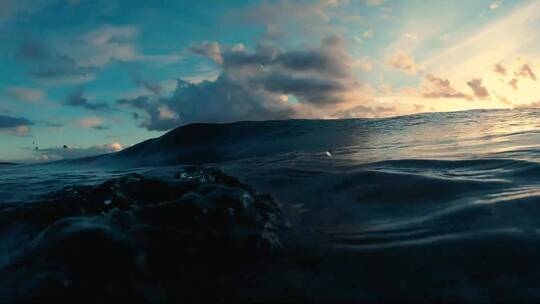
[15,25,170,85]
[0,114,33,136]
[118,77,296,131]
[219,36,352,81]
[220,41,350,79]
[91,125,110,131]
[64,87,110,111]
[0,115,33,128]
[274,51,348,78]
[117,96,180,131]
[119,35,363,131]
[261,72,346,105]
[18,41,96,84]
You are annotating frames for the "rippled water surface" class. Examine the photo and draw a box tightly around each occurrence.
[3,109,540,247]
[2,108,540,301]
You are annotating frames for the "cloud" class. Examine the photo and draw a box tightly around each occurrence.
[515,63,537,81]
[490,1,502,10]
[514,100,540,109]
[17,25,180,85]
[75,117,107,129]
[363,29,374,38]
[17,41,98,85]
[67,25,140,69]
[119,35,366,130]
[64,87,110,111]
[421,74,473,100]
[0,115,33,128]
[508,78,518,90]
[33,142,124,161]
[0,114,33,136]
[4,86,44,103]
[494,63,507,76]
[497,95,513,105]
[262,73,348,105]
[190,41,223,65]
[389,50,419,75]
[118,77,295,131]
[466,78,490,99]
[118,96,179,131]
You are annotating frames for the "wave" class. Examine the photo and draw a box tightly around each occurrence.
[4,110,540,301]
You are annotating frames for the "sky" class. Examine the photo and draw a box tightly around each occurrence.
[2,0,540,162]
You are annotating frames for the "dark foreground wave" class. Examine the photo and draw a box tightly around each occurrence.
[0,167,289,302]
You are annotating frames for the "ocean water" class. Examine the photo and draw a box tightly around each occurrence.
[2,108,540,301]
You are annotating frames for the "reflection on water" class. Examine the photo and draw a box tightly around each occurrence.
[342,109,540,162]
